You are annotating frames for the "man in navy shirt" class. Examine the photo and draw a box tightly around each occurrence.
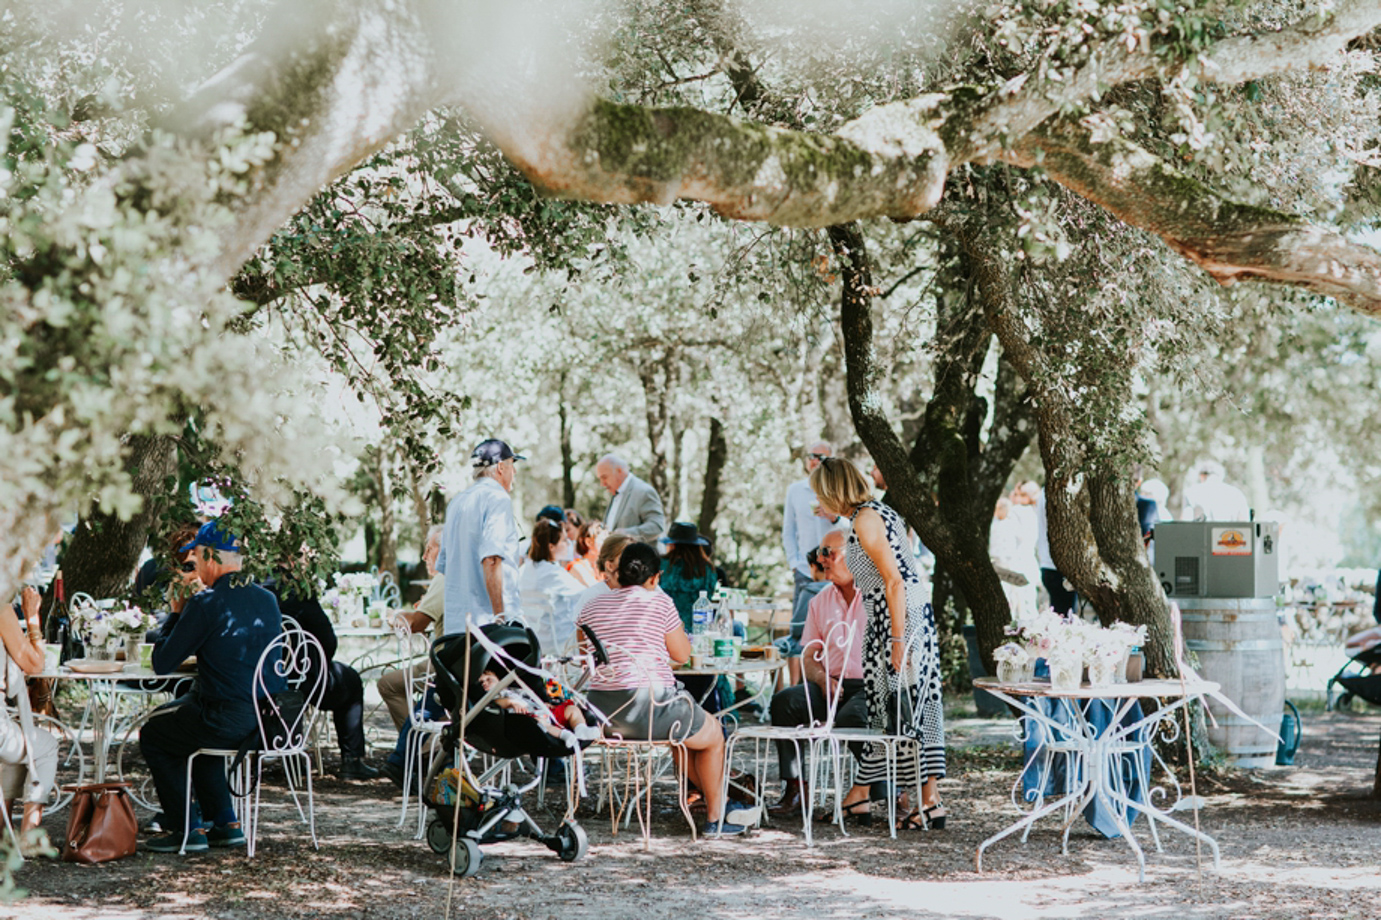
[139,520,284,853]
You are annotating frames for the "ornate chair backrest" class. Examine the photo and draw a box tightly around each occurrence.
[587,634,689,743]
[401,629,440,728]
[373,571,401,608]
[253,627,328,756]
[800,617,858,728]
[280,613,302,635]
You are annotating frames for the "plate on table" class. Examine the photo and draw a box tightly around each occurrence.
[65,659,126,674]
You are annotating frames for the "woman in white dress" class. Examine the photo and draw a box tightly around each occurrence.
[1,587,59,855]
[518,519,586,656]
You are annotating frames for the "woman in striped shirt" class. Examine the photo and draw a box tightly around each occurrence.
[577,543,750,837]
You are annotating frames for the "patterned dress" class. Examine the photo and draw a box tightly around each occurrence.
[845,500,946,787]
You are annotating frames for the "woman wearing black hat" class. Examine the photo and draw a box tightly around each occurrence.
[659,522,723,711]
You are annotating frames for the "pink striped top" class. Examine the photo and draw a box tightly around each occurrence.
[576,586,682,691]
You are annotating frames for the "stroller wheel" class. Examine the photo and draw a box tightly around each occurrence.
[447,837,483,878]
[554,821,588,862]
[426,818,453,856]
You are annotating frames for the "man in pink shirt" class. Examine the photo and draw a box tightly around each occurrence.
[767,530,869,817]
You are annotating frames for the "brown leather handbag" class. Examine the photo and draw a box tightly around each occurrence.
[62,782,138,864]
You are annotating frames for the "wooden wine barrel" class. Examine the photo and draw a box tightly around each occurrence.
[1178,597,1284,768]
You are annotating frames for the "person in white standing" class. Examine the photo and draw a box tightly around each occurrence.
[780,441,840,684]
[595,453,666,545]
[437,438,525,635]
[1181,459,1251,521]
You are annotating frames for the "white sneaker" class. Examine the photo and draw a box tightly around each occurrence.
[725,803,760,826]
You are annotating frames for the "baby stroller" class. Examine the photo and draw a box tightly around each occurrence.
[1326,643,1381,711]
[420,622,593,877]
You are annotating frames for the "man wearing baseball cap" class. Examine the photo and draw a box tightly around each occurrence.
[139,519,284,853]
[436,438,525,635]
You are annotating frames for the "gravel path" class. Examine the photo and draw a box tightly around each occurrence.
[10,706,1380,920]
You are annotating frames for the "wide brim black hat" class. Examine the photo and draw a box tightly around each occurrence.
[661,521,709,546]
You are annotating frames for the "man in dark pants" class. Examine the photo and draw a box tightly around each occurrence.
[766,530,875,818]
[140,520,284,853]
[266,575,380,780]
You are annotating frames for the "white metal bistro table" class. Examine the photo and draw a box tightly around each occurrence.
[973,676,1222,882]
[674,657,786,722]
[34,661,195,785]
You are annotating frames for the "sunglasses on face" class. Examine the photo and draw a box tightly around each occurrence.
[818,546,835,559]
[180,561,197,573]
[808,453,830,461]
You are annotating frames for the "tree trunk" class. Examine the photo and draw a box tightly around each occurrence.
[669,412,686,524]
[698,416,728,542]
[404,451,432,554]
[963,222,1177,677]
[829,222,1013,675]
[558,372,577,509]
[638,350,673,500]
[369,448,398,583]
[60,434,177,602]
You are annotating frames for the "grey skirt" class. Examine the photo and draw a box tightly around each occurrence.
[587,686,708,743]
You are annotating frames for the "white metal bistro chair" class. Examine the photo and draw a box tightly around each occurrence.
[823,624,931,838]
[717,618,857,845]
[584,633,698,849]
[397,629,449,839]
[178,627,328,856]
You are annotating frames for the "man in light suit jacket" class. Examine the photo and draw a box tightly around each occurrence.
[595,453,666,545]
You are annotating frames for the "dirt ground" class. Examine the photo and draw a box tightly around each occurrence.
[9,702,1381,920]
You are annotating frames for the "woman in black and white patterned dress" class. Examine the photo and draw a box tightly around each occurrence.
[810,457,946,830]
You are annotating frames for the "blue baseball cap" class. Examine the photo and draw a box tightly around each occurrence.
[180,519,242,555]
[471,438,525,469]
[536,504,566,524]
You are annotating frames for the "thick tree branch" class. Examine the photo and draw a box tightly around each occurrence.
[1005,117,1381,316]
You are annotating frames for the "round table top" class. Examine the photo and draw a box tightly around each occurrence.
[973,676,1220,700]
[674,657,786,677]
[34,663,193,681]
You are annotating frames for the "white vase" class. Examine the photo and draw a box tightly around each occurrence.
[1088,657,1117,687]
[1049,655,1082,691]
[1113,648,1130,684]
[996,660,1024,684]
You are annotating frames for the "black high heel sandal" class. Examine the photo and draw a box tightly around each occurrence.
[923,803,947,830]
[816,799,873,826]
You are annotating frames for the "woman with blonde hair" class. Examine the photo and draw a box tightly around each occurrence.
[809,457,945,830]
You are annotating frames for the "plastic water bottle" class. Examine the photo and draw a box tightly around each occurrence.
[691,591,713,659]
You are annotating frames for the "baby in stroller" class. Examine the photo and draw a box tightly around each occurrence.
[420,622,596,877]
[479,669,596,745]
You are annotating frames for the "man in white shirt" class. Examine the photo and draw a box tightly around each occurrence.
[1182,459,1251,521]
[437,438,524,636]
[781,441,839,670]
[766,530,869,816]
[595,453,666,544]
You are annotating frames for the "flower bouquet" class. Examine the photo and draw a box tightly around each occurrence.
[1005,606,1151,689]
[324,572,377,626]
[992,642,1033,684]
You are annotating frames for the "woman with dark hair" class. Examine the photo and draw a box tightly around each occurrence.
[577,543,751,837]
[518,518,585,655]
[566,520,604,588]
[659,522,717,632]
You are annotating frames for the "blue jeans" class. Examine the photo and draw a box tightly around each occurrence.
[387,687,445,767]
[140,694,256,831]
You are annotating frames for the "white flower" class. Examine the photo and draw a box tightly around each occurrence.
[992,643,1030,666]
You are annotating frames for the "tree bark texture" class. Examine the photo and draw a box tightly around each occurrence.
[369,448,398,583]
[829,222,1013,674]
[638,351,674,501]
[698,416,728,543]
[963,225,1177,677]
[558,375,576,509]
[60,435,177,602]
